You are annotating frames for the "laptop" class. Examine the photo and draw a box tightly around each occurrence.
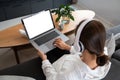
[21,10,69,53]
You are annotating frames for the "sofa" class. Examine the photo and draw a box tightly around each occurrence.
[0,25,120,80]
[106,25,120,51]
[102,24,120,80]
[102,50,120,80]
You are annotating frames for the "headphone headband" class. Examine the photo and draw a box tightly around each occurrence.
[73,19,93,52]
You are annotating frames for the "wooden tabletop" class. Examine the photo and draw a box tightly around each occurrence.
[0,10,95,48]
[0,24,29,48]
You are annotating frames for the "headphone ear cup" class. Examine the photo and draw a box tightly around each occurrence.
[79,41,84,52]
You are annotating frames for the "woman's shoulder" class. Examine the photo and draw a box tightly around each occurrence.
[52,54,83,72]
[53,54,81,64]
[63,54,81,61]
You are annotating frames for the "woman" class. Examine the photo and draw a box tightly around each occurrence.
[37,19,111,80]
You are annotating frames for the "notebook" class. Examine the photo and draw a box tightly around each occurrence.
[21,10,69,53]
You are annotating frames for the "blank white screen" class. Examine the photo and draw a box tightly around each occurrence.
[23,10,54,39]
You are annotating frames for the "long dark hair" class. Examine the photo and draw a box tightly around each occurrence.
[76,20,109,66]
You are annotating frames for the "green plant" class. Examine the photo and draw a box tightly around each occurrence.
[51,5,75,22]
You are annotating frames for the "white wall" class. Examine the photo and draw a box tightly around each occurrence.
[77,0,120,26]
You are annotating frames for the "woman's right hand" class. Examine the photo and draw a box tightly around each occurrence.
[54,38,71,51]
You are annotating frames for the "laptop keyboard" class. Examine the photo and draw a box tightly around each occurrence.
[34,31,59,46]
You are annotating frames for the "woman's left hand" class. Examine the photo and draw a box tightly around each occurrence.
[37,50,47,61]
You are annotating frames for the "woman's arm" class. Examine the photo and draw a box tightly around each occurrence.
[42,60,57,80]
[37,51,58,80]
[37,51,67,80]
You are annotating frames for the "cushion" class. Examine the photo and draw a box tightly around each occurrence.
[105,33,115,57]
[0,75,35,80]
[106,25,120,39]
[106,30,120,57]
[106,25,120,50]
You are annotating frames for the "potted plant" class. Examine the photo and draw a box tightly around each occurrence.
[51,5,75,24]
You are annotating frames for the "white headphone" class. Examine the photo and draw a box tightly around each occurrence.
[73,19,94,52]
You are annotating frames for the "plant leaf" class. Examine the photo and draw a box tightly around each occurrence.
[68,14,74,21]
[53,4,75,22]
[56,15,61,22]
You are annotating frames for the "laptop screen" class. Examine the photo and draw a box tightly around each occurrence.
[22,10,54,39]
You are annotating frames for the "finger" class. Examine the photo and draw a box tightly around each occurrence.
[56,38,62,40]
[54,43,61,49]
[56,39,63,44]
[55,38,60,41]
[55,38,62,42]
[54,40,61,46]
[54,39,61,45]
[57,38,62,42]
[53,38,60,44]
[54,41,61,47]
[54,42,60,47]
[58,38,62,40]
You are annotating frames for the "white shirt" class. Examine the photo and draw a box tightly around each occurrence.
[42,46,111,80]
